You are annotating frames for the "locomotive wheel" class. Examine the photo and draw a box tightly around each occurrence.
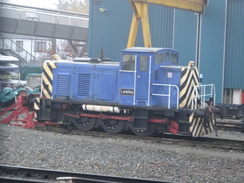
[71,117,96,131]
[129,123,157,137]
[100,119,125,134]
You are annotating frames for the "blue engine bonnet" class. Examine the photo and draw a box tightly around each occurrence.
[52,61,120,103]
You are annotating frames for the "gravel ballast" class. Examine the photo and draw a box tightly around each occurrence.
[0,123,244,183]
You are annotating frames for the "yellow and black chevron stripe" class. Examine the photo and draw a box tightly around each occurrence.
[189,111,216,137]
[34,98,40,111]
[34,61,57,116]
[179,62,199,108]
[41,61,57,99]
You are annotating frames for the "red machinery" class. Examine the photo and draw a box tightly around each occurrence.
[0,95,57,128]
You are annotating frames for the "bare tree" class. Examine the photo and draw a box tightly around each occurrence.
[56,0,89,13]
[53,0,89,59]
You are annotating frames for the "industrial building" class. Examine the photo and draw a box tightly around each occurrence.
[88,0,244,104]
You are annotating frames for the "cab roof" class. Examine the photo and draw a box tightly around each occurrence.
[123,47,178,54]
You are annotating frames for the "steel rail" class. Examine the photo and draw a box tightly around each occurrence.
[0,164,170,183]
[217,121,244,132]
[0,177,46,183]
[37,125,244,152]
[147,135,244,152]
[190,136,244,151]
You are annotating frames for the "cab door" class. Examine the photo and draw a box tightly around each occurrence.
[135,55,151,106]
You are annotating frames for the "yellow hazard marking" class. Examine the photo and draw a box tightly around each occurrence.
[180,66,199,108]
[43,89,50,99]
[189,111,216,137]
[34,98,40,110]
[41,61,57,99]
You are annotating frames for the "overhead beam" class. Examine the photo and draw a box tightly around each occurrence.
[129,0,207,13]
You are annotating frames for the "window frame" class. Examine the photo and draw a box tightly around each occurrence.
[16,41,23,52]
[139,55,148,72]
[122,54,136,71]
[34,41,46,52]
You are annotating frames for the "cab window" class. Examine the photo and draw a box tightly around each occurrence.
[122,54,135,71]
[172,53,178,64]
[165,52,170,62]
[156,52,164,64]
[140,55,148,72]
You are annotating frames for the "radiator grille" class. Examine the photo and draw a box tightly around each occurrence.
[56,73,70,97]
[78,73,91,97]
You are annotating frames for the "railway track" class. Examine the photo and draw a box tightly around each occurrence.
[38,125,244,152]
[1,124,243,183]
[188,136,244,151]
[1,110,244,152]
[0,164,169,183]
[217,120,244,132]
[133,134,244,152]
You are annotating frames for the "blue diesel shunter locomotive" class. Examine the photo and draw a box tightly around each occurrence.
[35,47,219,137]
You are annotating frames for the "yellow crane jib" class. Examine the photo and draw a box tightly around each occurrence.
[127,0,207,48]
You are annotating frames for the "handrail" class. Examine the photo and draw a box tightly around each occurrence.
[0,36,34,63]
[152,83,179,109]
[192,84,216,110]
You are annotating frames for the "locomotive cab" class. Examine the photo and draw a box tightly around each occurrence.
[118,47,179,107]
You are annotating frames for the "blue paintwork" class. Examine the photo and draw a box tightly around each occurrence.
[118,47,179,107]
[52,61,119,103]
[52,47,180,108]
[157,66,181,107]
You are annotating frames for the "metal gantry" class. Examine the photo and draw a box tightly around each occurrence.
[127,0,208,48]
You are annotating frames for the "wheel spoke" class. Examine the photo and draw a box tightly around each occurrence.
[100,119,125,134]
[129,123,157,137]
[71,117,96,131]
